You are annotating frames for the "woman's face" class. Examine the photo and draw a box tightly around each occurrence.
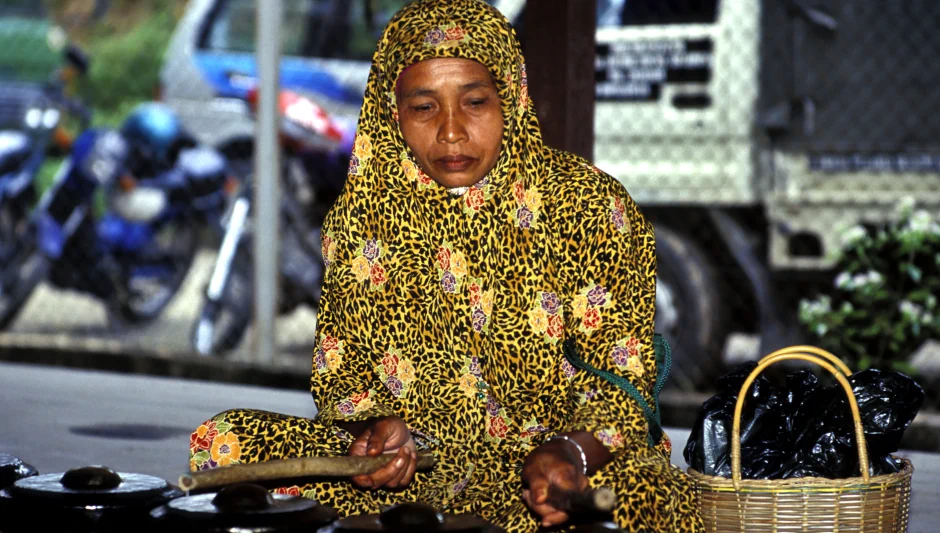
[397,58,504,189]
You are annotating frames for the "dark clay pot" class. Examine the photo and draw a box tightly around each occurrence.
[0,454,38,490]
[0,465,183,532]
[149,483,339,532]
[330,502,503,533]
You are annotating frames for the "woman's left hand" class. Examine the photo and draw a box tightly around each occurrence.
[521,438,590,528]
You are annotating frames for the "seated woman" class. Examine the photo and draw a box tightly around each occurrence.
[189,0,703,531]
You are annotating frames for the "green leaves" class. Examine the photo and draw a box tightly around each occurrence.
[903,263,922,283]
[798,205,940,374]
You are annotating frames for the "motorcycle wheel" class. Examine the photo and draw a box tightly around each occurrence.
[112,219,198,323]
[0,206,16,265]
[0,247,50,330]
[191,263,253,356]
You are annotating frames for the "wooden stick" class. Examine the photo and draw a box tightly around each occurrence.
[179,452,437,492]
[548,486,617,514]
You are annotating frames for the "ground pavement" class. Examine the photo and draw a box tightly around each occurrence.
[0,361,936,531]
[3,250,318,367]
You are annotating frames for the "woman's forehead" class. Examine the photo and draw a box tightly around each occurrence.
[396,58,494,95]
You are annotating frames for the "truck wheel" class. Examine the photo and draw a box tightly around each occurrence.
[653,224,728,390]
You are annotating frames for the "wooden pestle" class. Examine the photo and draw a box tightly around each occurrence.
[179,452,437,492]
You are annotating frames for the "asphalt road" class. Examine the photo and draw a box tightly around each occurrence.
[0,361,937,531]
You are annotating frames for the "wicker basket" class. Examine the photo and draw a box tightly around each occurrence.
[688,345,914,532]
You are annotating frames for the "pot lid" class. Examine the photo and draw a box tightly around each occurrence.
[9,465,178,507]
[0,454,39,490]
[152,483,338,529]
[335,502,493,533]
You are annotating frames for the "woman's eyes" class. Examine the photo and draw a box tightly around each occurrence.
[407,96,492,113]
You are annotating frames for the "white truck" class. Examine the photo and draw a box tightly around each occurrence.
[503,0,940,388]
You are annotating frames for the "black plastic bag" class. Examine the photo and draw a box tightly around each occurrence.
[684,363,924,480]
[684,362,788,478]
[851,369,925,457]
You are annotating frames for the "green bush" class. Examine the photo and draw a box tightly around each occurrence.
[79,8,176,121]
[798,199,940,373]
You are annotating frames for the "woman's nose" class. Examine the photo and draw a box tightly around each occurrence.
[437,110,469,144]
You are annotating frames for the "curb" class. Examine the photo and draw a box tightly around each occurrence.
[1,334,937,452]
[0,333,309,390]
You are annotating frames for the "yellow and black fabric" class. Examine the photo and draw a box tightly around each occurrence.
[189,1,704,531]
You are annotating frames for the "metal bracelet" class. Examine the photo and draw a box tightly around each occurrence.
[549,435,588,476]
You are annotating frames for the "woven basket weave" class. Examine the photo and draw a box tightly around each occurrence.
[688,346,913,532]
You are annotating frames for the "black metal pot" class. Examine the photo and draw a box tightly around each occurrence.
[331,502,502,533]
[0,454,38,490]
[0,465,183,532]
[148,483,338,532]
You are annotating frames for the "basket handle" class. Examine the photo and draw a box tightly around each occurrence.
[762,344,853,376]
[731,348,869,490]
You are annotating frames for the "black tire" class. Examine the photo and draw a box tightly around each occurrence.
[0,248,50,330]
[191,262,253,356]
[113,220,199,324]
[653,224,728,390]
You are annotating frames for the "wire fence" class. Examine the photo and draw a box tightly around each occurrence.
[0,0,938,402]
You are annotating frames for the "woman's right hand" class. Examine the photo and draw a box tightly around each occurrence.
[347,415,417,490]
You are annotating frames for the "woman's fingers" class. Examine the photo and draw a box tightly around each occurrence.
[524,463,588,526]
[367,449,408,488]
[540,510,570,528]
[348,428,372,457]
[366,427,389,456]
[386,449,413,488]
[400,448,418,487]
[391,448,417,489]
[351,473,373,489]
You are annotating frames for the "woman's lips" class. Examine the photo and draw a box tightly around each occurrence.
[436,155,475,173]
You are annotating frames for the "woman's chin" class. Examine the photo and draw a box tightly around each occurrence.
[429,172,487,189]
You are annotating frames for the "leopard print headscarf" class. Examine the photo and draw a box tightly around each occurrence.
[313,0,663,474]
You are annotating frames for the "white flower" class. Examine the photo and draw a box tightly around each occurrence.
[850,270,882,289]
[924,313,934,325]
[927,295,937,310]
[841,302,854,313]
[835,272,853,289]
[799,296,832,321]
[906,210,933,233]
[895,196,916,217]
[814,323,828,336]
[899,300,924,320]
[840,225,868,248]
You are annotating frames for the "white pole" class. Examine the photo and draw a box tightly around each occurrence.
[253,0,281,366]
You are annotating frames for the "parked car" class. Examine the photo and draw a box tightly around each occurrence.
[159,0,509,173]
[0,2,61,131]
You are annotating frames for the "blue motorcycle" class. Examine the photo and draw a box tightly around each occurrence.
[0,44,90,267]
[0,103,232,329]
